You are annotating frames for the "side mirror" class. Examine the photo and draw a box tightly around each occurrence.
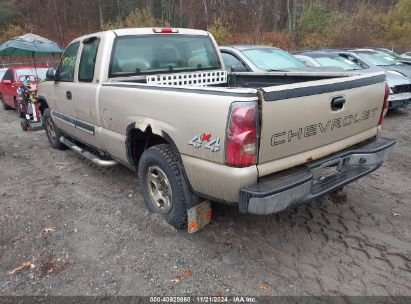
[1,79,12,85]
[231,65,249,72]
[46,68,56,81]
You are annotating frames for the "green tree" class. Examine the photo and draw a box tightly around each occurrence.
[295,1,348,48]
[385,0,411,46]
[334,4,386,48]
[0,1,19,31]
[103,7,169,30]
[207,19,232,45]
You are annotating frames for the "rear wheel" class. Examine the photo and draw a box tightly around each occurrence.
[42,108,66,150]
[1,96,11,110]
[138,144,188,229]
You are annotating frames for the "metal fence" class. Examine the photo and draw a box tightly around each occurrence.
[0,58,60,68]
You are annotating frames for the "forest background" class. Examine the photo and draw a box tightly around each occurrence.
[1,0,411,64]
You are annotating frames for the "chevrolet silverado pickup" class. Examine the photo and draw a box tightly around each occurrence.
[38,28,395,230]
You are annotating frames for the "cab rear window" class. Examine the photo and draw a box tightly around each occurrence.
[109,35,221,77]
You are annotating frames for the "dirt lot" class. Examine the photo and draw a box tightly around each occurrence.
[0,106,410,297]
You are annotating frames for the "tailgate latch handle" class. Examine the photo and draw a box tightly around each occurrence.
[331,96,345,111]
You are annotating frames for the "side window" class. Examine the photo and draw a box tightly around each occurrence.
[221,52,247,71]
[3,69,13,81]
[56,42,80,82]
[79,37,100,82]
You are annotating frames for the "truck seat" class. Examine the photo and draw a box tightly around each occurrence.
[120,59,150,73]
[152,47,182,68]
[187,56,209,68]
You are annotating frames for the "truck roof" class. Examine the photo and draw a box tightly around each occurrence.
[113,28,209,36]
[71,28,210,43]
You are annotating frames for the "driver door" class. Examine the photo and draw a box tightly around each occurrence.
[51,42,80,137]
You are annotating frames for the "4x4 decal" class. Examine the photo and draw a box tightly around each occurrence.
[188,133,220,152]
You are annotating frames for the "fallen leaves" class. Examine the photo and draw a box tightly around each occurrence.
[170,270,192,283]
[8,255,71,277]
[260,283,272,291]
[40,227,56,236]
[223,241,233,249]
[128,189,135,198]
[36,194,48,201]
[8,262,35,275]
[39,258,71,276]
[115,186,125,193]
[215,291,224,297]
[328,188,347,204]
[114,186,135,198]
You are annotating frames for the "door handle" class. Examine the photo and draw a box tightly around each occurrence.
[66,91,72,100]
[331,96,345,111]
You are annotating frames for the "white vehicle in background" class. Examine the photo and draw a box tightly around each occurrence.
[298,49,411,110]
[219,45,342,72]
[400,51,411,60]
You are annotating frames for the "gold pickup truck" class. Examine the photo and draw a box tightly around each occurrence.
[38,28,395,230]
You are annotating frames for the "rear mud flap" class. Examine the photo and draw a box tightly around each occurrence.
[187,200,212,233]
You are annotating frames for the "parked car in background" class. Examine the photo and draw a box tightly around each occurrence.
[220,45,340,72]
[400,51,411,60]
[331,50,411,110]
[350,49,411,79]
[294,51,364,71]
[374,48,411,65]
[0,65,48,115]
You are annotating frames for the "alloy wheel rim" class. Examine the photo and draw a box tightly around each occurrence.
[46,118,56,141]
[146,165,173,213]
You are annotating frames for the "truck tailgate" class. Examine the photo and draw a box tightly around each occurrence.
[258,72,386,167]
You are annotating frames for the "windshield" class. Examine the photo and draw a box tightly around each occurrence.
[378,49,401,58]
[355,52,405,66]
[242,48,307,70]
[315,56,363,70]
[110,35,221,77]
[16,68,48,80]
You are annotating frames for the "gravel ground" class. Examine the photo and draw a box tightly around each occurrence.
[0,106,410,297]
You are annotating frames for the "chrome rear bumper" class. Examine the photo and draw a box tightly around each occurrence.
[239,137,395,215]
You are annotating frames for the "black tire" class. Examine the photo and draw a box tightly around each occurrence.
[138,144,188,229]
[14,98,24,118]
[1,96,11,110]
[42,108,66,150]
[20,119,28,131]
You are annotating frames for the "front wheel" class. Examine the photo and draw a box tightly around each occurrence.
[20,119,29,131]
[138,144,188,229]
[1,96,11,110]
[42,108,66,150]
[15,98,24,118]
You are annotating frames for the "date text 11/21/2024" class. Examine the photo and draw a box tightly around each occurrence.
[149,296,258,303]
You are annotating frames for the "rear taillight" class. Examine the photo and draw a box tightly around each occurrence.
[226,102,259,167]
[379,83,390,125]
[152,28,178,33]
